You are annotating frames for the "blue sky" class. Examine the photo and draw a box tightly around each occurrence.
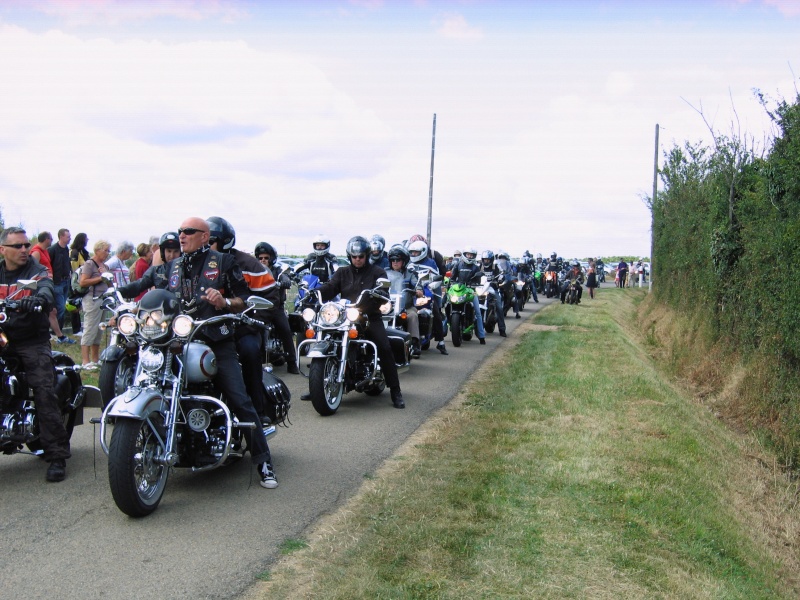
[0,0,797,259]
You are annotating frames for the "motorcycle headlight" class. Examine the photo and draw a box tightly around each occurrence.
[139,346,165,372]
[118,314,138,336]
[302,307,317,323]
[319,303,344,326]
[345,307,361,322]
[172,314,194,337]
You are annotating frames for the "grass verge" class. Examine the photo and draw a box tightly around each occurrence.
[250,289,800,599]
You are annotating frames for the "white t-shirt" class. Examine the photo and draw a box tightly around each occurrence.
[105,255,131,288]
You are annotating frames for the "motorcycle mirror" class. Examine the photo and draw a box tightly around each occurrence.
[246,295,274,310]
[15,279,38,291]
[375,278,390,290]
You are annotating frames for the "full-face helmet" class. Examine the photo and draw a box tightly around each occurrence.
[481,250,495,269]
[206,216,236,252]
[408,240,428,264]
[369,234,386,263]
[462,246,478,265]
[387,244,410,269]
[497,250,510,261]
[570,260,580,268]
[346,236,370,262]
[159,231,180,263]
[312,234,330,257]
[550,252,557,261]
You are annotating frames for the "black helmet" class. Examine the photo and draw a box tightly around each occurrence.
[550,252,557,261]
[206,216,236,252]
[159,231,180,262]
[387,244,410,268]
[255,241,277,265]
[370,234,385,257]
[346,236,370,261]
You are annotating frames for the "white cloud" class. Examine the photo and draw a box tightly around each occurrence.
[605,71,635,96]
[30,0,245,25]
[436,13,484,40]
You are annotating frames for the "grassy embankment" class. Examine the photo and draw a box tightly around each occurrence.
[253,287,800,599]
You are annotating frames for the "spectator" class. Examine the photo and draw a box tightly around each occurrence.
[78,240,112,370]
[131,242,153,299]
[47,228,72,331]
[30,231,74,344]
[69,232,90,336]
[105,241,134,288]
[617,260,629,289]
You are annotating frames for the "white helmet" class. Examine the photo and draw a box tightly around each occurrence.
[312,234,330,257]
[462,246,477,265]
[408,240,428,264]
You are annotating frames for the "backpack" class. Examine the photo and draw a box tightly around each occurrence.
[71,264,90,295]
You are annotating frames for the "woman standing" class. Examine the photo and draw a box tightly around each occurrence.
[78,240,112,370]
[69,232,90,336]
[586,258,598,299]
[132,242,153,300]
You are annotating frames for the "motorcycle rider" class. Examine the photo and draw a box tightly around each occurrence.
[407,237,448,355]
[253,241,299,375]
[386,244,422,358]
[0,227,70,482]
[494,250,520,320]
[167,217,278,488]
[561,260,585,303]
[369,234,390,269]
[117,231,181,297]
[446,249,461,273]
[293,234,339,283]
[479,250,507,336]
[305,235,405,409]
[516,251,539,303]
[448,246,486,344]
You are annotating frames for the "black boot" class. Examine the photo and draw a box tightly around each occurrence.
[286,362,300,374]
[46,459,66,483]
[500,329,507,337]
[300,392,311,401]
[390,387,405,409]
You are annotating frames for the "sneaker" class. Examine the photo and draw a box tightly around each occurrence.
[82,362,99,371]
[57,336,76,345]
[436,342,449,355]
[74,331,83,337]
[46,459,66,482]
[259,462,278,489]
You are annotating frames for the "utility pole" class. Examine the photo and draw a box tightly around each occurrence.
[650,123,659,293]
[426,114,436,249]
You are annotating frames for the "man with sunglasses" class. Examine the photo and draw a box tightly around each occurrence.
[304,235,404,409]
[162,217,279,488]
[0,227,71,482]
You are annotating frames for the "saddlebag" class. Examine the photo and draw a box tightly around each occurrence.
[262,371,291,426]
[386,328,411,366]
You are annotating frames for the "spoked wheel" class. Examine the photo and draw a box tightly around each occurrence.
[108,416,169,518]
[99,354,137,409]
[450,313,462,347]
[309,356,344,416]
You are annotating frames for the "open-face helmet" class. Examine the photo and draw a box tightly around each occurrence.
[206,216,236,252]
[346,236,370,261]
[408,240,428,264]
[387,244,410,269]
[159,231,180,262]
[369,234,386,262]
[255,241,277,266]
[312,234,330,257]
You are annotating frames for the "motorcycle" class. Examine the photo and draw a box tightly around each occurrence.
[513,275,530,311]
[297,279,410,416]
[564,279,582,305]
[96,289,289,517]
[544,270,559,298]
[475,275,500,333]
[445,275,492,346]
[98,290,139,408]
[0,280,97,458]
[288,274,321,357]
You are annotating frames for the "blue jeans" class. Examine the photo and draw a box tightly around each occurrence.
[471,296,486,339]
[54,279,69,330]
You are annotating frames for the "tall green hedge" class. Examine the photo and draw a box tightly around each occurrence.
[652,94,800,464]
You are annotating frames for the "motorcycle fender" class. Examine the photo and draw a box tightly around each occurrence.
[99,345,126,363]
[106,387,168,420]
[306,340,336,358]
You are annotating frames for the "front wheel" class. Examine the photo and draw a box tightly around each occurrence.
[108,416,169,518]
[450,312,462,347]
[309,356,344,416]
[99,354,137,409]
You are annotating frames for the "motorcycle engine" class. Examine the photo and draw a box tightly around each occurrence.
[0,404,36,447]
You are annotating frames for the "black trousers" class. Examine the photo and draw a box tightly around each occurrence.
[364,318,400,390]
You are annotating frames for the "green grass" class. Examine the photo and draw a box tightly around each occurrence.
[247,291,800,597]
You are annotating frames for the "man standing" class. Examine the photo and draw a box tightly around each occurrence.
[105,241,134,288]
[47,228,72,331]
[164,217,278,488]
[30,231,75,344]
[0,227,71,481]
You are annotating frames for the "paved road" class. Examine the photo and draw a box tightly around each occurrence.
[1,299,551,600]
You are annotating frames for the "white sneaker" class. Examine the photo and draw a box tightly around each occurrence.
[259,462,278,489]
[75,331,84,337]
[82,362,99,371]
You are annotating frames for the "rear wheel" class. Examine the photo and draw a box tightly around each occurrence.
[450,313,462,347]
[108,416,169,518]
[309,356,343,416]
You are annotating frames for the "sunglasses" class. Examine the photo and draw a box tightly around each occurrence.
[178,227,204,236]
[3,243,31,249]
[257,255,270,261]
[351,254,366,259]
[390,258,403,262]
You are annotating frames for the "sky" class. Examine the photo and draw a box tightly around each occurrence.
[0,0,798,260]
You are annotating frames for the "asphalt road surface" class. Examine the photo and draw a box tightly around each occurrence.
[1,299,551,600]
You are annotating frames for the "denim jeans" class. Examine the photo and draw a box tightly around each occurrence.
[54,279,70,330]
